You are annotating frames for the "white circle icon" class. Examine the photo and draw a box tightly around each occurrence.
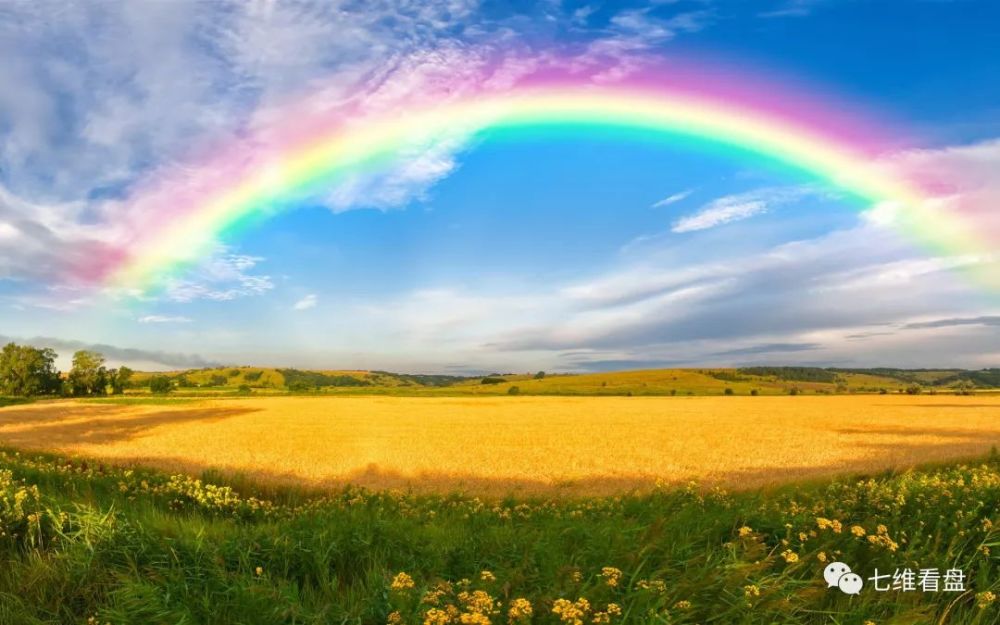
[837,572,863,595]
[823,562,852,588]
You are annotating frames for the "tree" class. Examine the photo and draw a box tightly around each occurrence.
[149,375,172,394]
[0,343,61,396]
[724,387,734,396]
[68,350,108,396]
[110,366,133,395]
[507,385,521,395]
[533,371,546,380]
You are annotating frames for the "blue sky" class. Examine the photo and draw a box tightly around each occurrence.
[0,0,998,372]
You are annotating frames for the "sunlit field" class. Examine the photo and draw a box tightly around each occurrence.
[2,394,998,495]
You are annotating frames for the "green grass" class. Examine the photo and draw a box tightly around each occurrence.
[1,448,999,624]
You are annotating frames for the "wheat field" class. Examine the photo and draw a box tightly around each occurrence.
[1,395,998,494]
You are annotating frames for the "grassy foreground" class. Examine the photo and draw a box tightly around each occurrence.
[1,449,999,625]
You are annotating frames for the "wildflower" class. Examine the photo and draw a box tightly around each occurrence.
[570,571,583,583]
[424,608,450,625]
[738,525,753,537]
[387,611,404,625]
[744,584,760,598]
[600,567,623,588]
[392,572,416,591]
[816,518,843,533]
[480,570,496,582]
[255,566,263,576]
[507,598,532,623]
[851,525,866,537]
[980,545,991,557]
[817,551,828,563]
[459,614,490,625]
[636,579,666,593]
[863,621,876,625]
[673,600,692,610]
[553,598,591,625]
[780,549,799,563]
[977,591,996,608]
[457,590,496,616]
[606,604,621,616]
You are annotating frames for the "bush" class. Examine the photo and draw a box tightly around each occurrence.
[789,387,800,396]
[237,384,252,395]
[480,376,505,385]
[149,376,172,394]
[507,385,520,395]
[724,388,734,396]
[750,389,758,396]
[533,371,546,379]
[905,385,923,395]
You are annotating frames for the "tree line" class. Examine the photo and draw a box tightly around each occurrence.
[0,343,132,397]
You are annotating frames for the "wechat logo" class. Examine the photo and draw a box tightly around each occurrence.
[824,562,863,595]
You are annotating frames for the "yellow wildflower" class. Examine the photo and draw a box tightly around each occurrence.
[673,600,692,610]
[744,584,760,597]
[600,567,623,588]
[255,566,263,576]
[507,598,532,623]
[459,613,490,625]
[780,549,799,563]
[851,525,866,537]
[392,572,416,591]
[606,603,621,616]
[977,591,997,608]
[738,525,753,537]
[480,570,496,583]
[387,611,404,625]
[424,608,450,625]
[817,551,828,563]
[552,598,592,625]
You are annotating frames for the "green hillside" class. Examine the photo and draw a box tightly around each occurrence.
[122,366,998,397]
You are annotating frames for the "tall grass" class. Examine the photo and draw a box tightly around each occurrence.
[0,448,998,624]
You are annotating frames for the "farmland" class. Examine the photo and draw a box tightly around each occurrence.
[1,394,998,495]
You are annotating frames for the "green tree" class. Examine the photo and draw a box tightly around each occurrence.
[533,371,546,380]
[68,350,109,396]
[110,366,133,395]
[0,343,61,396]
[149,375,172,394]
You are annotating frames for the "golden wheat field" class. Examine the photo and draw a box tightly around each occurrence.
[0,395,998,495]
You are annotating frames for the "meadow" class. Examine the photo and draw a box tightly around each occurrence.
[0,395,998,494]
[1,445,999,624]
[2,393,1000,624]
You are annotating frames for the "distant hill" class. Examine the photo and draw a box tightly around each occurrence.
[124,366,998,397]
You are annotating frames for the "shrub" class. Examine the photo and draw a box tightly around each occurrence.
[724,388,734,396]
[507,386,520,395]
[481,376,505,385]
[149,376,172,394]
[237,384,252,395]
[750,389,758,396]
[789,387,800,396]
[905,385,923,395]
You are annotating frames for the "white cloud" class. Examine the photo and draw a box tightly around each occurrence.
[162,252,274,303]
[671,187,811,233]
[138,315,192,324]
[293,294,318,311]
[651,189,693,208]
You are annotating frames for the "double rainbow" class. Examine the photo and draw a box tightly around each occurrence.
[103,72,995,292]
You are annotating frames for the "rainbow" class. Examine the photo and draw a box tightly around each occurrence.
[100,69,996,292]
